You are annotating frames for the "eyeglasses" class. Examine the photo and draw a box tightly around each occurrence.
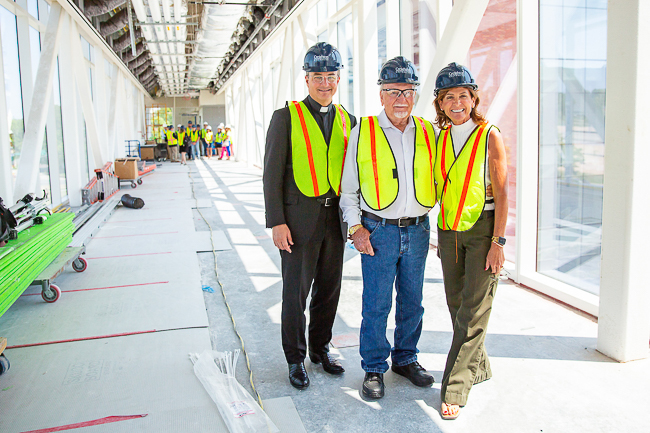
[381,88,417,99]
[311,76,338,84]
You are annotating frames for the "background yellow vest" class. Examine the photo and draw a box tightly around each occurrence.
[165,130,177,145]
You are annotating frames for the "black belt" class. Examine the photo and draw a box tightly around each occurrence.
[478,209,495,220]
[317,197,338,207]
[362,210,427,227]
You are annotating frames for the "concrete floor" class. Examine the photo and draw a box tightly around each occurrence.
[191,159,650,433]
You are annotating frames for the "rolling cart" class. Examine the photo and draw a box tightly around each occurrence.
[31,246,87,303]
[0,337,8,376]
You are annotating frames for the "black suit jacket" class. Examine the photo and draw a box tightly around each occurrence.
[263,97,357,245]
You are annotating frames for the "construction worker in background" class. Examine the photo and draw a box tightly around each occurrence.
[190,124,201,160]
[215,123,225,155]
[263,42,356,390]
[219,126,233,160]
[179,125,189,165]
[205,125,214,159]
[187,120,194,159]
[165,125,179,162]
[340,56,436,400]
[201,122,209,157]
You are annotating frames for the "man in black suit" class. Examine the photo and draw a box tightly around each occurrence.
[263,42,357,389]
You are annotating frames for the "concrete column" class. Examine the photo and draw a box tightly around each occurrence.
[597,0,650,362]
[359,0,378,114]
[385,0,400,59]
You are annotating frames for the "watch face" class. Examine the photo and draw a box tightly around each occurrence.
[498,237,506,245]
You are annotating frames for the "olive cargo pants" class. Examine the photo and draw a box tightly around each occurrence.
[437,212,498,406]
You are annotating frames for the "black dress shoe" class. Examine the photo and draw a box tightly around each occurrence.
[288,363,310,389]
[362,372,384,399]
[309,352,345,375]
[391,361,434,387]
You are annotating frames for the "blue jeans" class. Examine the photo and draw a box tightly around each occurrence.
[359,214,430,373]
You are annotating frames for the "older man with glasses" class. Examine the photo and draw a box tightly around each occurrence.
[340,56,437,399]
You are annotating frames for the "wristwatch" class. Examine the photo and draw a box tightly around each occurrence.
[491,236,506,246]
[349,224,363,236]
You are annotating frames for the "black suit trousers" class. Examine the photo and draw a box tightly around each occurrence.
[280,205,345,364]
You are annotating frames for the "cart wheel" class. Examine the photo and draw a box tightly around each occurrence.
[131,181,137,188]
[72,257,87,273]
[42,284,61,303]
[0,355,9,375]
[137,178,143,185]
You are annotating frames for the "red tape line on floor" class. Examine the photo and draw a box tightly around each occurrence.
[86,252,172,260]
[104,218,173,223]
[21,414,147,432]
[21,281,169,296]
[93,231,178,239]
[6,330,157,350]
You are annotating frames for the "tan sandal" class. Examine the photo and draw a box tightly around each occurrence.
[441,402,460,420]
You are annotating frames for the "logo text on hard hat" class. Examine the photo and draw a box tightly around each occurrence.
[448,71,464,77]
[395,67,410,74]
[313,55,330,61]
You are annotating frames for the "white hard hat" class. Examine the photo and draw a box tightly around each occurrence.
[225,124,232,129]
[218,123,225,129]
[177,124,182,128]
[207,125,212,130]
[203,122,208,125]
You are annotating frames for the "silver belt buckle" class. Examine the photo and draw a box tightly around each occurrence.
[398,217,408,227]
[323,197,333,207]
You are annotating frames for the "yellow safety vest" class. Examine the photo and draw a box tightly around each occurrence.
[434,122,494,231]
[165,130,177,146]
[206,131,213,142]
[191,130,199,141]
[200,129,206,138]
[357,116,437,211]
[178,131,186,144]
[288,101,352,197]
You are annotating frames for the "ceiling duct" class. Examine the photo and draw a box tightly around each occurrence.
[129,52,150,69]
[133,58,152,75]
[123,42,146,62]
[84,0,128,18]
[113,28,142,52]
[187,3,247,90]
[100,9,129,37]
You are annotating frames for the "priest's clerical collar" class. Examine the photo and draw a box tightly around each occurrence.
[307,95,332,114]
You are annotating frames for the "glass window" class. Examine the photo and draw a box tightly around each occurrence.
[29,25,51,201]
[337,0,350,10]
[400,0,419,67]
[53,58,67,199]
[467,0,517,262]
[337,13,354,112]
[377,0,387,72]
[318,31,328,43]
[1,7,24,190]
[317,0,328,27]
[28,0,38,19]
[538,1,607,294]
[80,36,93,63]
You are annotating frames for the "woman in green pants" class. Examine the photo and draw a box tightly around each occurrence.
[432,63,509,420]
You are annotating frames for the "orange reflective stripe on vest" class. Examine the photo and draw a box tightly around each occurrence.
[337,105,349,195]
[368,116,382,209]
[452,123,486,231]
[293,102,320,196]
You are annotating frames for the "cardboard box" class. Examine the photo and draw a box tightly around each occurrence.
[114,157,139,180]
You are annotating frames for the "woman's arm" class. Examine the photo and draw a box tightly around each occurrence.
[485,128,509,274]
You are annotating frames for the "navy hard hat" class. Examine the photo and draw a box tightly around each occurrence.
[377,56,420,85]
[303,42,343,72]
[434,62,478,97]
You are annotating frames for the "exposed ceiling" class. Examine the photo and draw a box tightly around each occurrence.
[80,0,299,97]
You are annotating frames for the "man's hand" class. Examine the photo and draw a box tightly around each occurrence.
[485,243,504,274]
[351,227,374,256]
[272,224,293,253]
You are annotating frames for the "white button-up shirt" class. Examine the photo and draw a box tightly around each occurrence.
[340,109,432,227]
